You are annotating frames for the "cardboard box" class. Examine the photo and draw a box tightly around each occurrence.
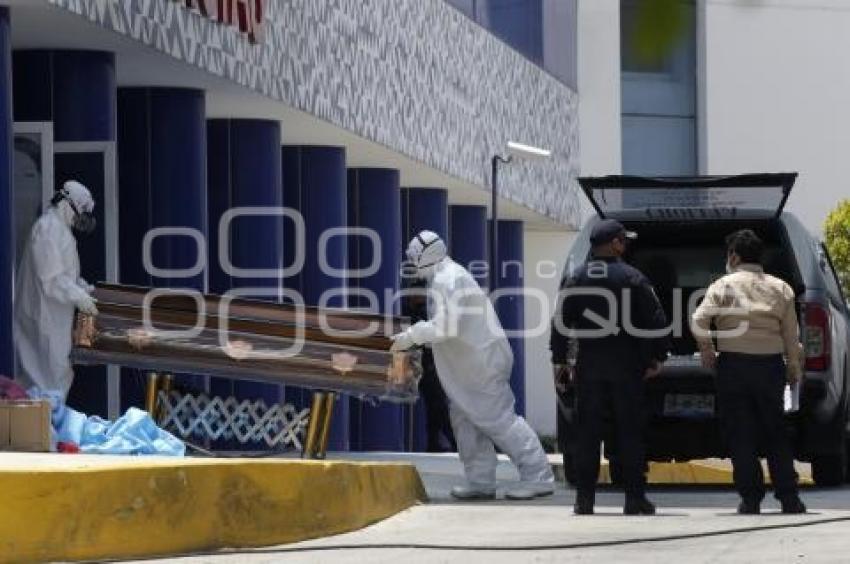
[0,400,51,452]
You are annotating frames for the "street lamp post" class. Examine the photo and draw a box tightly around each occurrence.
[489,141,552,293]
[490,154,511,293]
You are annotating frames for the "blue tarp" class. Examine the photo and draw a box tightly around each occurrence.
[31,389,185,456]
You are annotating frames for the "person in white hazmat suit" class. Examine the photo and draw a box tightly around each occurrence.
[391,231,555,500]
[14,180,98,399]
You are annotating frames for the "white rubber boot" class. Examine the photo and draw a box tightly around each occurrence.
[450,485,497,501]
[504,482,555,501]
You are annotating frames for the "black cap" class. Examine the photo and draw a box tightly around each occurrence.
[590,219,637,246]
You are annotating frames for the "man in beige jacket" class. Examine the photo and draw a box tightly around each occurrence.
[692,229,806,514]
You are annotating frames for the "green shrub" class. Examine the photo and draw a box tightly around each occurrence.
[824,200,850,296]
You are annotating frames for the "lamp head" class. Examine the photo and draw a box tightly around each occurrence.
[506,141,552,161]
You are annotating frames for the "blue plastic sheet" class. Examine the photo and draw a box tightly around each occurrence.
[30,389,185,456]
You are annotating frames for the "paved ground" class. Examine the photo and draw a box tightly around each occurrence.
[131,454,850,564]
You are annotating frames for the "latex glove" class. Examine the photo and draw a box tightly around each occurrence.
[390,331,414,352]
[78,277,95,294]
[75,294,99,316]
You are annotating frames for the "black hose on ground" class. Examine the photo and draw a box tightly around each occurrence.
[149,514,850,558]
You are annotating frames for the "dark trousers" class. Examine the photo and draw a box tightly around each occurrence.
[419,350,456,452]
[575,356,647,498]
[717,352,798,502]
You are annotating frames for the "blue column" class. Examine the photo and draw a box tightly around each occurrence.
[117,88,207,410]
[207,119,284,414]
[348,168,403,451]
[282,145,350,451]
[0,8,12,378]
[449,205,488,289]
[13,50,117,417]
[492,220,526,415]
[400,188,448,452]
[13,50,116,142]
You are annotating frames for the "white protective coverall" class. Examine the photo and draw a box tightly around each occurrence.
[14,181,98,398]
[393,232,554,495]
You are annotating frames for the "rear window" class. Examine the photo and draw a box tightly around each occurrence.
[579,174,796,221]
[615,186,786,220]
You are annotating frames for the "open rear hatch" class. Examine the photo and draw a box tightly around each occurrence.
[578,173,797,221]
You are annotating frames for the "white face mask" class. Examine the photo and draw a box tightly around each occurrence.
[416,262,439,281]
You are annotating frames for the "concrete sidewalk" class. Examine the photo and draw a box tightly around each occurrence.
[152,453,847,564]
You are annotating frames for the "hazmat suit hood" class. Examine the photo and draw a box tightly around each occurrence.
[405,230,447,281]
[52,180,96,234]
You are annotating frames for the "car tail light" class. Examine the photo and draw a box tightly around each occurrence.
[804,303,831,371]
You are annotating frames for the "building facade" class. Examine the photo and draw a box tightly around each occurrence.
[614,0,846,234]
[2,0,582,449]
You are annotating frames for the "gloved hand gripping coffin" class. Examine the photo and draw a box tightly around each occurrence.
[71,284,421,402]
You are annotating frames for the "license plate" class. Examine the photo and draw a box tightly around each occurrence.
[663,394,715,418]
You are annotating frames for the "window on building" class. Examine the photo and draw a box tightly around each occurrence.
[13,132,46,269]
[443,0,577,89]
[620,0,677,75]
[477,0,544,65]
[620,0,697,175]
[541,0,578,88]
[445,0,476,18]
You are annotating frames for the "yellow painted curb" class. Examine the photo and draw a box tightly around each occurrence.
[596,460,814,485]
[0,456,426,563]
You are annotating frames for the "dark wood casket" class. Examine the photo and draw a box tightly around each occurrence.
[71,284,421,456]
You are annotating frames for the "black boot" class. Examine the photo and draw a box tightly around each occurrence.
[574,492,595,515]
[624,496,656,515]
[780,496,806,514]
[737,499,761,514]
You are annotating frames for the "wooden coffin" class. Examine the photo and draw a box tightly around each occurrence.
[71,284,420,402]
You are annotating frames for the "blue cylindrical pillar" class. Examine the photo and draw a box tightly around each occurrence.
[13,50,117,417]
[400,188,449,452]
[492,220,526,415]
[117,88,208,409]
[348,168,404,451]
[208,119,284,413]
[449,205,488,289]
[282,145,350,451]
[13,50,116,142]
[0,8,12,378]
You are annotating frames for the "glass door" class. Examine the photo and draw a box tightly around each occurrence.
[13,122,54,270]
[12,122,54,383]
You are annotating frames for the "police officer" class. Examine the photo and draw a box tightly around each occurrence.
[551,219,671,515]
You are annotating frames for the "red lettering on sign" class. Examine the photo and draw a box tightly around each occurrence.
[172,0,266,43]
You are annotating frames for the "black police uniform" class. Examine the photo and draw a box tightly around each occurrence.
[551,241,670,503]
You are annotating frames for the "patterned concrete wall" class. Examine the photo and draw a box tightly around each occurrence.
[46,0,582,226]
